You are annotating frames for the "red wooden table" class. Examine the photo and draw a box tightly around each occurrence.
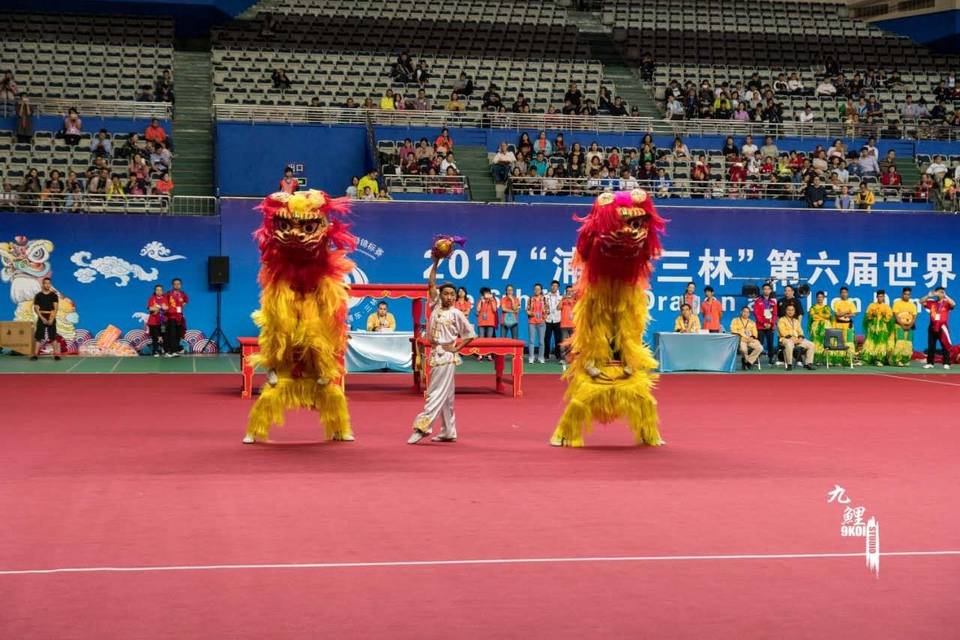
[416,337,525,398]
[239,283,430,398]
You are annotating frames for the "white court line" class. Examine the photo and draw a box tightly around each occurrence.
[1,550,958,577]
[64,357,87,373]
[871,373,960,387]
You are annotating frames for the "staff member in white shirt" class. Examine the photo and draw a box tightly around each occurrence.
[543,279,564,362]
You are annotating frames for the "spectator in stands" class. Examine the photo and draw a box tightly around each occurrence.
[129,155,150,183]
[691,156,711,198]
[760,136,779,160]
[259,12,276,36]
[831,157,849,184]
[811,150,829,176]
[345,176,359,198]
[858,147,880,177]
[901,94,926,121]
[511,94,529,113]
[412,60,429,87]
[394,53,415,84]
[136,85,154,102]
[271,68,292,91]
[530,131,551,156]
[655,168,672,198]
[125,174,147,197]
[153,172,174,196]
[798,105,816,124]
[835,185,853,210]
[15,93,33,142]
[116,133,139,160]
[155,69,174,103]
[815,77,836,97]
[445,93,465,112]
[881,165,902,194]
[609,97,627,116]
[879,150,898,175]
[452,72,474,98]
[713,91,732,119]
[598,86,613,113]
[854,182,875,211]
[41,169,65,212]
[358,98,374,109]
[671,136,689,160]
[89,129,112,158]
[19,170,41,210]
[87,168,109,195]
[380,89,397,110]
[491,142,516,184]
[805,176,827,208]
[563,83,583,110]
[665,94,684,119]
[926,155,948,181]
[106,174,125,199]
[529,151,548,177]
[434,128,454,155]
[414,137,434,169]
[279,166,298,194]
[741,135,758,159]
[145,118,167,148]
[773,74,788,94]
[581,99,598,116]
[357,169,379,198]
[914,174,935,202]
[0,70,18,102]
[64,170,82,194]
[440,152,458,175]
[62,108,83,146]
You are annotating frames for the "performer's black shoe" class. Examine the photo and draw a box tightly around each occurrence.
[786,364,794,371]
[30,355,38,361]
[54,355,61,361]
[804,364,815,370]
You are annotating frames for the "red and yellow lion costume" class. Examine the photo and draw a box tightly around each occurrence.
[244,190,357,443]
[551,189,666,447]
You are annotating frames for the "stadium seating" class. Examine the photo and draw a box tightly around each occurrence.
[255,0,568,25]
[212,49,603,112]
[0,12,174,102]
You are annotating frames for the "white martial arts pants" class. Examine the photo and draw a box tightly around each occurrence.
[412,362,457,438]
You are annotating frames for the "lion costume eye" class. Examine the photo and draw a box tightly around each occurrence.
[275,218,292,232]
[302,221,319,234]
[629,218,643,230]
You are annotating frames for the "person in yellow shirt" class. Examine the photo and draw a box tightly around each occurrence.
[854,182,875,210]
[379,89,397,110]
[831,286,857,364]
[356,169,379,198]
[862,290,894,365]
[366,301,396,332]
[674,303,701,333]
[806,290,833,365]
[777,304,815,369]
[891,286,917,366]
[729,306,763,369]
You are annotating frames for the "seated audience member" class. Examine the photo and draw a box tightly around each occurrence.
[854,182,875,211]
[271,68,292,90]
[440,152,458,175]
[674,303,701,333]
[857,147,880,177]
[125,174,148,196]
[155,69,174,102]
[106,174,125,198]
[914,174,935,202]
[153,172,174,195]
[144,118,167,147]
[87,168,109,194]
[805,176,827,208]
[777,305,815,370]
[815,77,836,96]
[62,108,83,146]
[881,165,901,194]
[730,306,763,369]
[366,302,396,332]
[759,136,779,160]
[345,176,359,197]
[117,133,142,160]
[414,61,430,86]
[434,128,454,155]
[741,135,758,159]
[379,89,397,110]
[445,93,465,112]
[90,129,112,157]
[926,155,948,181]
[0,70,18,101]
[491,142,516,184]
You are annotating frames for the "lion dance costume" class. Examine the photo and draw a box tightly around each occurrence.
[243,190,357,444]
[550,189,666,447]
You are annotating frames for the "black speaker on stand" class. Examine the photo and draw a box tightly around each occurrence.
[202,256,234,354]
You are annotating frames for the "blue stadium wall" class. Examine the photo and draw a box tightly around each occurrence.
[3,202,957,354]
[874,10,960,53]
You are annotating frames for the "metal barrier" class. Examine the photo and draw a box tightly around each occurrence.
[506,176,927,207]
[384,174,470,196]
[0,98,173,120]
[0,193,218,215]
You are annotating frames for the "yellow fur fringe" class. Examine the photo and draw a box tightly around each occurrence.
[552,279,661,447]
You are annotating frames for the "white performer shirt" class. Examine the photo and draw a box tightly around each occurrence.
[427,291,475,367]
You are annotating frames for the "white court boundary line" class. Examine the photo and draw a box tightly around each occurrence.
[1,550,958,577]
[871,372,960,387]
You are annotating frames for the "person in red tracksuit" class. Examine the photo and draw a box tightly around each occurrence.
[475,287,499,338]
[753,282,778,365]
[164,278,189,357]
[146,284,167,356]
[921,286,955,369]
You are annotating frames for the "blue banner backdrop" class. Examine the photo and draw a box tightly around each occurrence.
[0,212,219,353]
[220,200,960,351]
[2,203,956,354]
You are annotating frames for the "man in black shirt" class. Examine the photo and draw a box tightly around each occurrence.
[778,284,805,319]
[564,83,583,109]
[31,277,61,360]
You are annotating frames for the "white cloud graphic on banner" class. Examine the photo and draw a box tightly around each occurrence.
[131,312,150,323]
[140,241,186,262]
[70,251,159,287]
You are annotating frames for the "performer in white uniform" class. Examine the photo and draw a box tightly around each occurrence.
[407,254,475,444]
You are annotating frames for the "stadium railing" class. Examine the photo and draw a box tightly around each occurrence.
[0,99,173,120]
[384,174,470,196]
[215,104,951,140]
[1,193,218,215]
[505,176,926,205]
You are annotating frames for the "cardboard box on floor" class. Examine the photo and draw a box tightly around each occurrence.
[0,321,34,356]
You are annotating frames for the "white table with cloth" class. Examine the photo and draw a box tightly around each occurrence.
[346,330,414,372]
[653,332,740,373]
